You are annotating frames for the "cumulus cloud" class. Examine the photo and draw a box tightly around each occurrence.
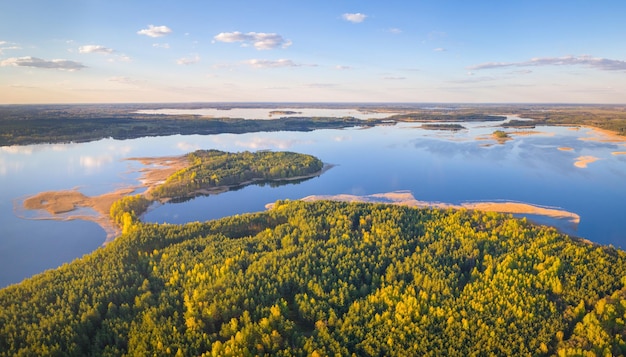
[0,56,86,71]
[243,59,305,68]
[343,13,367,23]
[137,25,172,38]
[468,55,626,71]
[213,31,292,50]
[79,45,114,54]
[177,55,200,65]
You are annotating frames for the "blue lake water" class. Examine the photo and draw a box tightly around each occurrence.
[1,119,625,287]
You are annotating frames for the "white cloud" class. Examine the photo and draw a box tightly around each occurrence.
[213,31,292,50]
[387,28,402,34]
[243,59,304,68]
[383,76,406,80]
[0,56,86,71]
[343,13,367,23]
[177,55,200,65]
[0,41,20,55]
[469,55,626,71]
[108,76,144,85]
[79,45,114,54]
[335,65,352,70]
[152,43,170,49]
[116,55,132,62]
[137,25,172,38]
[433,47,447,52]
[306,83,337,88]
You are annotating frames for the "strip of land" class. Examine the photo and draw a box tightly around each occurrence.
[283,191,580,227]
[20,187,136,241]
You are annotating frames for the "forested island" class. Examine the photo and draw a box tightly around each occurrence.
[2,200,626,356]
[22,150,325,242]
[420,123,466,131]
[147,150,324,201]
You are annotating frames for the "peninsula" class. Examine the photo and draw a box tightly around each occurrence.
[20,150,326,243]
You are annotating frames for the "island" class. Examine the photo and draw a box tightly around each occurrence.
[269,110,302,116]
[147,150,324,201]
[420,123,466,131]
[20,150,326,243]
[492,129,511,143]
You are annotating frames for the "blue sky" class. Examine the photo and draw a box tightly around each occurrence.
[1,0,625,104]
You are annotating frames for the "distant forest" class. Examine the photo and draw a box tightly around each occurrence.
[0,103,509,146]
[2,103,625,146]
[2,200,626,356]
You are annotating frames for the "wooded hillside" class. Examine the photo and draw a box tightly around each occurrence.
[1,200,625,356]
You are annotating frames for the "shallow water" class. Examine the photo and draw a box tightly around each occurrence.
[1,117,625,287]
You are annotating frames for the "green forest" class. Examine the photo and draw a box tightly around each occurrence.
[2,199,626,356]
[109,150,323,235]
[149,150,324,200]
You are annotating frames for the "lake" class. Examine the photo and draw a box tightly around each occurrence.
[1,116,625,287]
[135,107,401,120]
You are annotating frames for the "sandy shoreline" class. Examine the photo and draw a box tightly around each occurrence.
[579,125,626,143]
[20,187,137,242]
[17,156,190,245]
[277,191,580,228]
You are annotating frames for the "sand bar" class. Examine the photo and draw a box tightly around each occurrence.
[275,191,580,227]
[20,187,136,242]
[19,156,188,244]
[574,156,601,168]
[579,126,626,143]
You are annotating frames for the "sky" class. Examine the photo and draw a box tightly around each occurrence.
[1,0,626,104]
